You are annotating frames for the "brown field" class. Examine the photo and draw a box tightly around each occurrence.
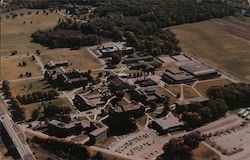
[212,17,250,41]
[165,85,180,96]
[21,98,74,121]
[158,86,177,105]
[170,16,250,82]
[9,78,54,96]
[1,9,61,56]
[194,79,231,96]
[0,56,42,80]
[40,48,102,71]
[192,143,220,160]
[183,85,200,99]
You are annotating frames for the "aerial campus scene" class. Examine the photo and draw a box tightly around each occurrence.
[0,0,250,160]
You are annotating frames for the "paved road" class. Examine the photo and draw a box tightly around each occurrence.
[91,146,139,160]
[0,114,35,160]
[34,55,46,74]
[31,148,63,160]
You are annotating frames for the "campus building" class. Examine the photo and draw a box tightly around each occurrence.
[98,42,133,57]
[175,97,210,107]
[44,60,69,70]
[73,93,105,111]
[162,67,195,84]
[130,87,165,103]
[180,62,219,80]
[108,76,129,91]
[89,123,109,144]
[48,119,93,137]
[151,117,186,135]
[57,69,88,89]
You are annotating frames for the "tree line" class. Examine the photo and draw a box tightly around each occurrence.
[31,136,90,160]
[2,80,25,121]
[16,90,59,105]
[207,83,250,110]
[31,0,236,56]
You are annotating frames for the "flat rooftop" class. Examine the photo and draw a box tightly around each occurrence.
[163,71,194,81]
[154,115,184,130]
[175,97,209,106]
[180,62,217,76]
[172,55,191,62]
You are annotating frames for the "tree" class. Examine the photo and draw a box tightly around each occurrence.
[148,101,157,112]
[183,131,202,149]
[197,106,212,123]
[160,138,192,160]
[111,52,122,65]
[206,99,228,119]
[182,112,202,128]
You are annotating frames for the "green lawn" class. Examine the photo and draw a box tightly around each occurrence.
[1,9,61,56]
[170,17,250,83]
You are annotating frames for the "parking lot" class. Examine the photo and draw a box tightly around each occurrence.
[108,130,164,159]
[210,124,250,153]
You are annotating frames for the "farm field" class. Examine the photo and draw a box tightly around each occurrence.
[40,48,102,71]
[170,16,250,83]
[0,9,61,57]
[0,56,41,80]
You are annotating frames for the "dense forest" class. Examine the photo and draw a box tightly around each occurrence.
[31,0,236,56]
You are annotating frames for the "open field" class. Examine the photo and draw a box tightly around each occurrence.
[157,86,177,105]
[183,85,200,99]
[40,48,102,71]
[21,97,75,121]
[1,9,61,56]
[0,57,41,80]
[194,79,231,96]
[170,16,250,83]
[192,143,220,160]
[165,85,180,96]
[9,78,54,96]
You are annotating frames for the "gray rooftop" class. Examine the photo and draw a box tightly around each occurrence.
[180,62,217,76]
[175,97,210,106]
[154,116,185,130]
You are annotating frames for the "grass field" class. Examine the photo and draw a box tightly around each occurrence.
[0,57,41,80]
[170,16,250,83]
[165,85,180,96]
[9,78,54,96]
[1,9,61,56]
[194,79,231,96]
[183,85,200,99]
[40,48,102,71]
[192,143,220,160]
[21,97,74,121]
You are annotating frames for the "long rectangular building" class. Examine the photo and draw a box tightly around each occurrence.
[180,62,219,80]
